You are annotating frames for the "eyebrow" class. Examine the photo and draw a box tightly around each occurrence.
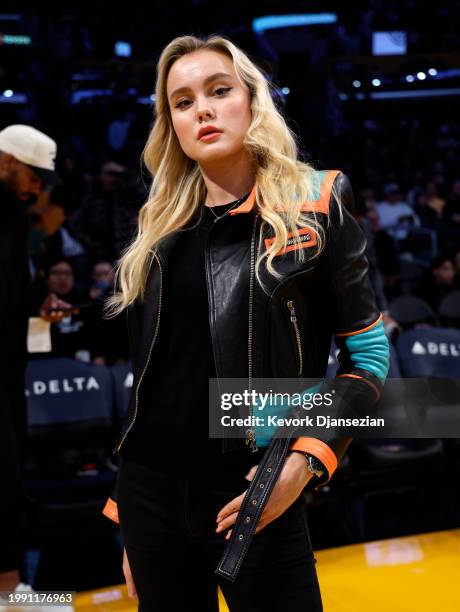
[169,72,233,100]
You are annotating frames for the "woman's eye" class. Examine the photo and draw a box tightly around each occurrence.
[214,87,232,96]
[176,99,192,109]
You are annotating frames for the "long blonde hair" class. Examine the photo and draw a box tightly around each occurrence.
[104,34,339,318]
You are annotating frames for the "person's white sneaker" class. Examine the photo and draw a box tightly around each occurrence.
[0,582,74,612]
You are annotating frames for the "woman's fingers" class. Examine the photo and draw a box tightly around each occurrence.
[216,510,239,533]
[216,491,245,524]
[244,465,258,481]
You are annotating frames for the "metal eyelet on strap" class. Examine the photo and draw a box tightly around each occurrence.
[267,466,272,472]
[244,516,251,523]
[259,483,265,489]
[251,498,258,506]
[238,534,244,541]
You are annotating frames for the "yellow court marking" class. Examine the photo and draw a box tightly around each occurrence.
[75,529,460,611]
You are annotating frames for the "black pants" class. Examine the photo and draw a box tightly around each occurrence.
[117,457,323,611]
[0,383,27,574]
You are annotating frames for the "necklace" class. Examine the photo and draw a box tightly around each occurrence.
[206,193,248,220]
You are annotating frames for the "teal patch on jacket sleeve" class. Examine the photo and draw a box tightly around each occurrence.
[341,320,390,382]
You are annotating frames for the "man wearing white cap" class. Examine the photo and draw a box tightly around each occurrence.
[0,124,60,198]
[0,125,73,609]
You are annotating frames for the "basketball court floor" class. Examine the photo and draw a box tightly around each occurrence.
[74,528,460,611]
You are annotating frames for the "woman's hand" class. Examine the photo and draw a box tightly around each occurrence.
[215,451,313,540]
[122,547,139,603]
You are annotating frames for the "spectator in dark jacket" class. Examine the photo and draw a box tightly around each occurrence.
[414,254,460,312]
[0,125,73,602]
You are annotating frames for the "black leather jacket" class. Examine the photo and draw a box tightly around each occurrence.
[103,169,389,581]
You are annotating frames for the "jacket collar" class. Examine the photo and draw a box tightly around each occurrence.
[227,170,341,216]
[228,185,257,216]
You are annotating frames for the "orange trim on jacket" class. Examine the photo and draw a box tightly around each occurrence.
[289,437,338,485]
[228,185,258,215]
[335,313,383,337]
[337,373,381,400]
[102,497,119,524]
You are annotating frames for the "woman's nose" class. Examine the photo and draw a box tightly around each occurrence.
[196,102,215,122]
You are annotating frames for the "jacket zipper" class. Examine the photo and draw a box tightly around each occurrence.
[245,214,259,451]
[286,299,303,376]
[114,251,163,453]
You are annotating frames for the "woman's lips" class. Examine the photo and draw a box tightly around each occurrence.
[199,131,222,142]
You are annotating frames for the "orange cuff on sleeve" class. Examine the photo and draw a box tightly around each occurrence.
[289,437,338,484]
[102,498,119,524]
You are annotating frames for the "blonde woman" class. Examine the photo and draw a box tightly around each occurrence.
[102,35,389,611]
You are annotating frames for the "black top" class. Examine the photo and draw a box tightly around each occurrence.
[121,196,258,478]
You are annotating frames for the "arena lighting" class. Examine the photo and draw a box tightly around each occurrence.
[372,78,382,87]
[70,89,113,104]
[406,74,415,83]
[417,71,427,80]
[3,89,13,97]
[135,94,156,105]
[0,92,27,104]
[252,13,337,34]
[372,31,407,56]
[115,41,131,58]
[353,80,361,88]
[432,68,460,79]
[370,87,460,100]
[428,68,438,76]
[281,86,290,95]
[0,33,31,45]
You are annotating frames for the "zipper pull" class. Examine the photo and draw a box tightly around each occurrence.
[287,300,297,322]
[245,428,258,452]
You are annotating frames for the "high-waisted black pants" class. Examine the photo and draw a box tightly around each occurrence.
[117,454,323,611]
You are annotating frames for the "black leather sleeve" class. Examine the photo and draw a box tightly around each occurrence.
[297,172,390,488]
[327,172,381,336]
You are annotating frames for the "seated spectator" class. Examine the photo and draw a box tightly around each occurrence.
[414,254,460,312]
[377,182,420,240]
[425,180,445,217]
[89,260,115,301]
[29,257,101,362]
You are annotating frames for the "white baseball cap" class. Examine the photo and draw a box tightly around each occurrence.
[0,124,59,185]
